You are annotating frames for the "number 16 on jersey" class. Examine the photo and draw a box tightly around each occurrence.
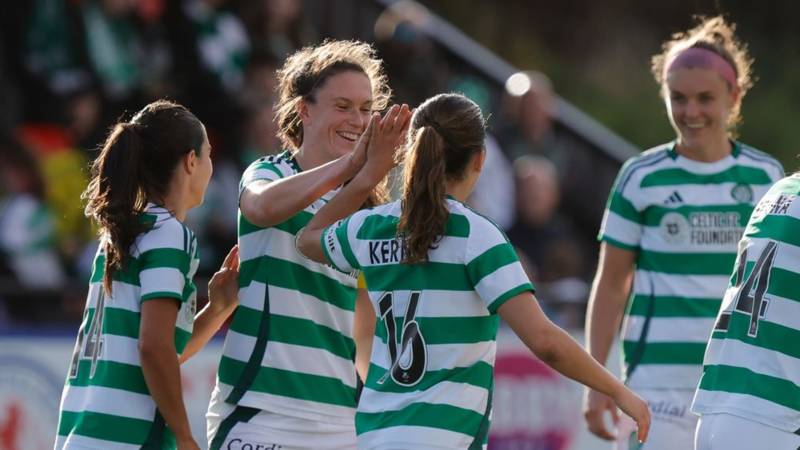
[376,291,428,387]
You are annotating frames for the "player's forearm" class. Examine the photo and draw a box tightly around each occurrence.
[242,154,359,228]
[585,278,630,366]
[501,295,627,399]
[139,342,193,441]
[536,319,626,399]
[179,302,235,364]
[298,172,376,262]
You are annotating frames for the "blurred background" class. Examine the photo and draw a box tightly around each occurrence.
[0,1,796,449]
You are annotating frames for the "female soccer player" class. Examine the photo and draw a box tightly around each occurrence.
[583,16,784,450]
[692,174,800,448]
[206,40,402,450]
[56,100,240,450]
[297,92,650,449]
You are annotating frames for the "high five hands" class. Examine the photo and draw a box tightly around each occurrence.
[350,104,412,184]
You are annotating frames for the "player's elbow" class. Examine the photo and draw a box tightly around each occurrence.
[240,186,286,228]
[296,229,313,258]
[138,336,173,364]
[296,227,324,263]
[530,322,563,366]
[240,196,278,228]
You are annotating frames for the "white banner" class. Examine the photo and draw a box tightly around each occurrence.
[0,331,617,450]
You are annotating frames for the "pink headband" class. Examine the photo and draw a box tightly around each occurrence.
[664,47,738,90]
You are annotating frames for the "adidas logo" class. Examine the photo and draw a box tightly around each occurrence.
[664,191,684,205]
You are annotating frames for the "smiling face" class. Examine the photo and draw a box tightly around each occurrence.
[300,70,373,161]
[665,67,739,152]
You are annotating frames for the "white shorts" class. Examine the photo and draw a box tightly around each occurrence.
[615,388,697,450]
[207,399,356,450]
[695,413,800,450]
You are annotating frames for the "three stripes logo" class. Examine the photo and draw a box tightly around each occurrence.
[663,191,684,205]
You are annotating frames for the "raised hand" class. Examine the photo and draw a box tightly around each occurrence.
[347,114,378,174]
[363,104,412,177]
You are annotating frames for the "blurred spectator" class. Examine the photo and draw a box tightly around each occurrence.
[240,99,281,163]
[18,125,93,267]
[451,72,516,230]
[467,135,516,230]
[495,71,567,168]
[374,1,449,106]
[239,0,316,61]
[162,0,250,162]
[240,47,280,103]
[183,0,250,93]
[80,0,145,104]
[19,0,99,131]
[506,156,585,281]
[0,35,22,135]
[238,47,281,162]
[506,155,589,327]
[0,137,65,290]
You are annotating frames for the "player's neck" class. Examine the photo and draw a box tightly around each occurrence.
[295,143,335,171]
[446,180,474,203]
[160,190,188,222]
[675,135,732,163]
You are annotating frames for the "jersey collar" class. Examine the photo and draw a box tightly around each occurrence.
[667,139,741,160]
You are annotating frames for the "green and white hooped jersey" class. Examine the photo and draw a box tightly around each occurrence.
[599,141,783,389]
[56,204,199,449]
[692,174,800,432]
[213,152,359,425]
[321,198,535,449]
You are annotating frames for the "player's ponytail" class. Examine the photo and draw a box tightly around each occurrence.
[398,93,486,264]
[84,123,147,295]
[83,100,205,295]
[399,126,449,264]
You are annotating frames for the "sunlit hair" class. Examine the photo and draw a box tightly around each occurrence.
[398,93,485,264]
[651,15,754,130]
[83,100,205,295]
[274,39,392,151]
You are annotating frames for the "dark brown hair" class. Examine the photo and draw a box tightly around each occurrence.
[82,100,205,295]
[651,15,754,130]
[398,93,485,264]
[274,39,391,150]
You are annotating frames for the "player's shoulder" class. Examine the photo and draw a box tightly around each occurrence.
[243,150,299,180]
[136,207,193,254]
[736,141,784,178]
[615,143,674,192]
[348,201,401,236]
[447,199,506,244]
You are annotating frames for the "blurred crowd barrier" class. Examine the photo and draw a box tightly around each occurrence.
[0,330,620,450]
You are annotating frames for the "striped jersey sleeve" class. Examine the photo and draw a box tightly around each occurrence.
[465,213,534,313]
[238,154,290,197]
[137,219,194,302]
[321,212,367,273]
[598,153,657,250]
